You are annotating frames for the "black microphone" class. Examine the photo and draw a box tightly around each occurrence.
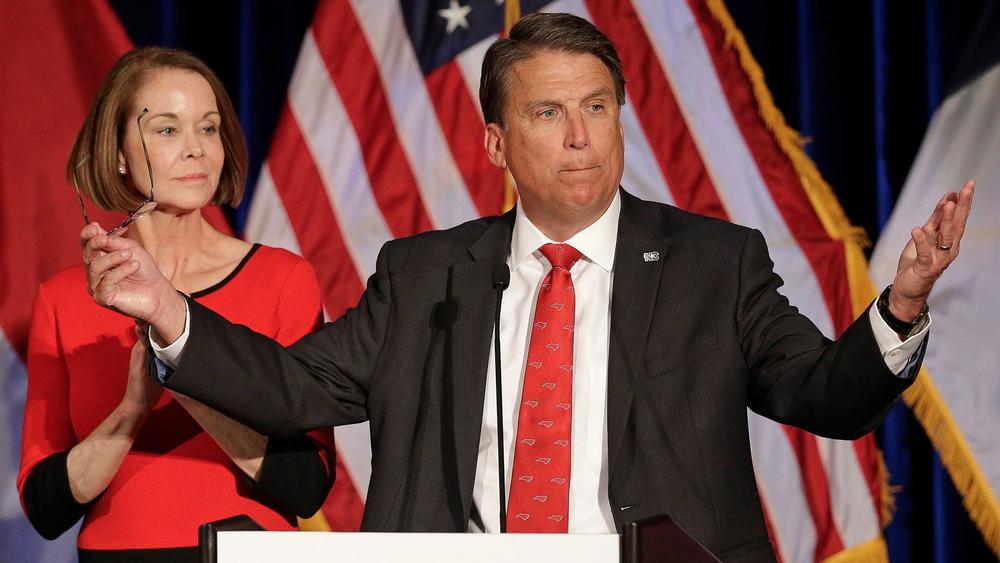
[492,263,510,290]
[491,263,510,533]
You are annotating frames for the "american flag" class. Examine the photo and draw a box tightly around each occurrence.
[246,0,888,561]
[0,1,888,561]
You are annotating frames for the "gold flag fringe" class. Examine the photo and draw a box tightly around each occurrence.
[703,0,869,251]
[823,537,890,563]
[298,509,332,531]
[902,371,1000,558]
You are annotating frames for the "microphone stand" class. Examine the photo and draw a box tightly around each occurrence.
[491,264,510,533]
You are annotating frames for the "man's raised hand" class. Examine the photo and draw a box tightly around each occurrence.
[889,180,975,320]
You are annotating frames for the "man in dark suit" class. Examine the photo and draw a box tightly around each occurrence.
[83,13,974,562]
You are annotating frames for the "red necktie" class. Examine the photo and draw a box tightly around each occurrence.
[507,243,582,533]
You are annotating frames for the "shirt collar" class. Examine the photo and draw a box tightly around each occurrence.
[510,190,620,273]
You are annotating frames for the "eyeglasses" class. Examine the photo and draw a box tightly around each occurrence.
[72,108,158,236]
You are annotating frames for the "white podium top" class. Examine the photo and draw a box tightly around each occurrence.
[216,531,620,563]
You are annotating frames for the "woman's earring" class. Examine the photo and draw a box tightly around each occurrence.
[118,166,126,175]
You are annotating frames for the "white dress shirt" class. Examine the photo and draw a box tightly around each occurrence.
[154,192,929,534]
[469,193,622,533]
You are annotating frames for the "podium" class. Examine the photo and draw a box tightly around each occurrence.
[199,514,720,562]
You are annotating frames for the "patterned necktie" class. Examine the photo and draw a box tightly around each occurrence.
[507,243,583,533]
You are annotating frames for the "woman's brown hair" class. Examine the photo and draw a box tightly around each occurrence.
[67,47,248,211]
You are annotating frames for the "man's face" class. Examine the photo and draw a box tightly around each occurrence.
[485,50,624,241]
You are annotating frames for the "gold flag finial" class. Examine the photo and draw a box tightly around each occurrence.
[503,0,521,36]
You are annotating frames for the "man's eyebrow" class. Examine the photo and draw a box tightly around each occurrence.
[522,88,616,113]
[524,98,562,113]
[582,86,615,100]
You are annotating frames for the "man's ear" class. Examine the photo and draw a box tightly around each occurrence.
[484,123,506,169]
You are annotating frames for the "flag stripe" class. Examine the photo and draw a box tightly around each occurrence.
[289,33,392,281]
[617,98,678,206]
[544,0,678,207]
[586,0,729,221]
[311,0,434,238]
[347,0,482,229]
[749,412,817,563]
[852,432,885,527]
[333,422,373,503]
[454,36,493,116]
[268,102,365,317]
[818,436,881,547]
[684,0,852,335]
[782,428,846,560]
[425,62,506,217]
[245,166,304,258]
[321,455,365,531]
[758,501,787,563]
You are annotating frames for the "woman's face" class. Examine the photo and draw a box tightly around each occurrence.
[118,68,225,214]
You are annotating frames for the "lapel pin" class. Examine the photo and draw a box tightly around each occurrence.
[643,251,660,262]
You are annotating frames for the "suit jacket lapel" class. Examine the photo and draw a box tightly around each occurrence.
[608,192,670,472]
[449,211,514,520]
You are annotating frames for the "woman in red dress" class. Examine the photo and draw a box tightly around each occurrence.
[18,47,335,562]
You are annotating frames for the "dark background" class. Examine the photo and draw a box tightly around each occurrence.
[107,1,998,560]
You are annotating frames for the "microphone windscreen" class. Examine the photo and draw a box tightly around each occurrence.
[492,263,510,290]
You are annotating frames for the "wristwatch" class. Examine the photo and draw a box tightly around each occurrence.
[876,284,929,337]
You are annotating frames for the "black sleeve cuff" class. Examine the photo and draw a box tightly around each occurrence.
[22,450,94,540]
[245,435,335,519]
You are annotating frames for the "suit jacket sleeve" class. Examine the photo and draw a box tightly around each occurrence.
[164,243,395,438]
[243,259,337,517]
[738,229,916,439]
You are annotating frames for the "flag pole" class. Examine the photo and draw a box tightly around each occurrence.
[501,1,521,213]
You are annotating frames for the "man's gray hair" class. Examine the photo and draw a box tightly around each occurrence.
[479,12,626,127]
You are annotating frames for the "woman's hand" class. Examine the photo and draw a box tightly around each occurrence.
[66,323,162,503]
[117,323,162,420]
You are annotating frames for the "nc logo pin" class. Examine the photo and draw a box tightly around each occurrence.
[643,251,660,262]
